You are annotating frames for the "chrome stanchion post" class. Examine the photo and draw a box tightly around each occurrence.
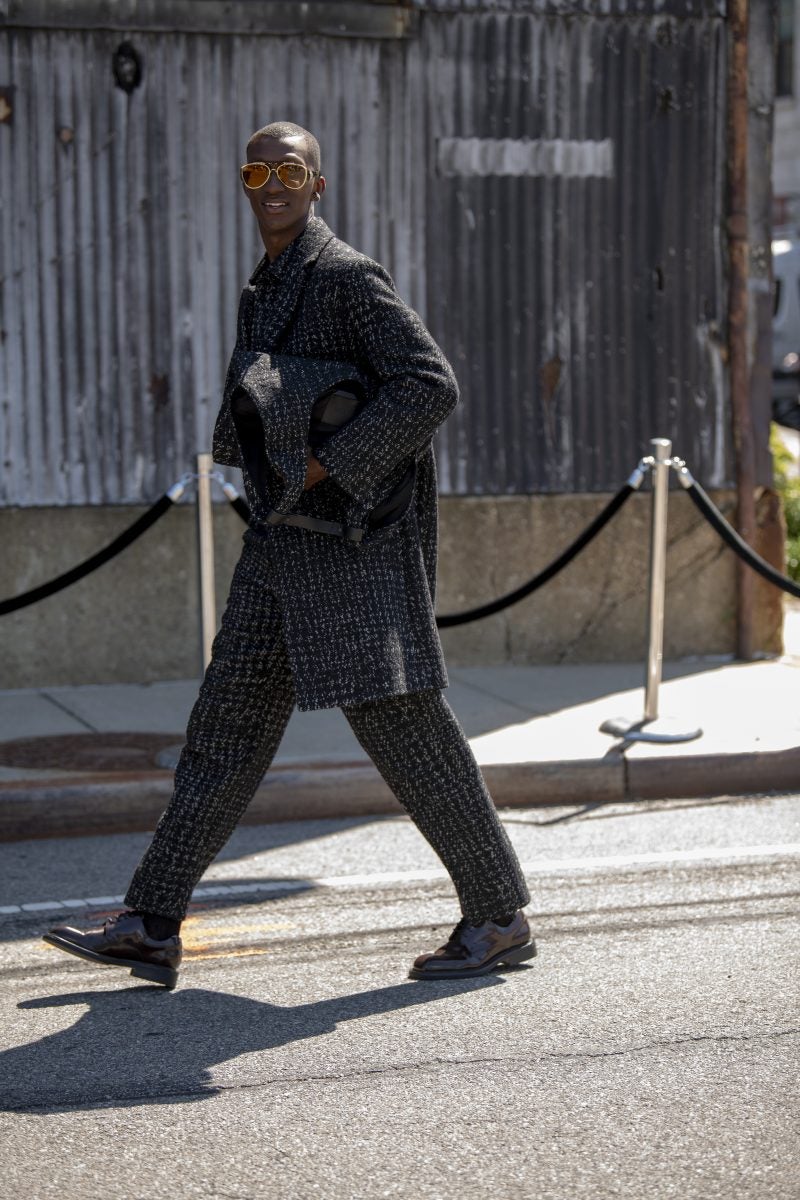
[196,452,217,673]
[643,437,671,721]
[599,439,702,745]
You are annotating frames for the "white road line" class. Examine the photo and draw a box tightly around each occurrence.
[4,843,800,917]
[524,843,800,873]
[315,843,800,888]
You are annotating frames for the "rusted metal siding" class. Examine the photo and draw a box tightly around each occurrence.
[0,24,426,505]
[1,1,418,38]
[1,2,735,505]
[414,1,726,13]
[425,8,730,493]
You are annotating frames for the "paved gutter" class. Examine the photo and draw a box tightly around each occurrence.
[2,746,799,841]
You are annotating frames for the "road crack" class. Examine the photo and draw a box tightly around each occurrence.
[534,1025,800,1060]
[6,1027,797,1114]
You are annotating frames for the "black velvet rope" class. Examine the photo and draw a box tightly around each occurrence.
[684,479,800,600]
[11,465,794,630]
[228,495,252,524]
[435,484,635,627]
[0,493,176,616]
[229,484,636,627]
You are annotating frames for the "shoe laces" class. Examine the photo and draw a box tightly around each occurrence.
[444,917,472,955]
[104,910,136,929]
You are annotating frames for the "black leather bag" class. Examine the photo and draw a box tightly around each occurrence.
[231,382,416,538]
[307,384,364,452]
[310,385,416,531]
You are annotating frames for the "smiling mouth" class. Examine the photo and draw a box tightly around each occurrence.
[262,200,288,210]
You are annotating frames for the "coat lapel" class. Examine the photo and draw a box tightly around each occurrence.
[246,217,336,352]
[212,218,338,467]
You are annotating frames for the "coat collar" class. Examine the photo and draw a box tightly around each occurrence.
[248,215,335,286]
[245,216,336,353]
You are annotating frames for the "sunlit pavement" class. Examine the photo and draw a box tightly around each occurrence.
[1,794,798,1200]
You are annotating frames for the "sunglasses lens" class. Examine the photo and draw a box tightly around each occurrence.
[241,163,269,189]
[276,163,309,189]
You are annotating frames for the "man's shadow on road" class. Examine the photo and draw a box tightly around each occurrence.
[4,973,509,1113]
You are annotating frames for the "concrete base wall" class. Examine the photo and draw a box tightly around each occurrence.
[0,491,784,689]
[438,490,783,667]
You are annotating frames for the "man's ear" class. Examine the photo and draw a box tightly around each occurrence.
[313,174,327,202]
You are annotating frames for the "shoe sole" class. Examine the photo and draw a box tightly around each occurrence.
[42,933,178,989]
[407,939,537,981]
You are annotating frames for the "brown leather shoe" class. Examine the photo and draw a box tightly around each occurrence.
[43,912,181,989]
[409,911,536,980]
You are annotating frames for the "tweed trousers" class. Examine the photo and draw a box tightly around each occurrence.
[125,535,530,924]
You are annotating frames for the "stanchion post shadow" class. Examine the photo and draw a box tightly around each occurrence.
[600,437,703,745]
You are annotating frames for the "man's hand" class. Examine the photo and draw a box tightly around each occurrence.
[303,447,329,491]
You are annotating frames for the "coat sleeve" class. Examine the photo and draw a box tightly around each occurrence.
[313,260,459,503]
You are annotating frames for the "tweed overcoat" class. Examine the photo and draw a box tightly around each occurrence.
[212,216,459,711]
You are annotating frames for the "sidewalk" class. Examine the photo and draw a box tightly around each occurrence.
[1,634,799,838]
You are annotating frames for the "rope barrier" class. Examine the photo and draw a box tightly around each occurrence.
[0,477,190,617]
[223,470,645,628]
[223,487,252,525]
[674,462,800,600]
[5,450,799,626]
[436,480,640,627]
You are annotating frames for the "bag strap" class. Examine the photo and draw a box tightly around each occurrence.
[264,508,365,543]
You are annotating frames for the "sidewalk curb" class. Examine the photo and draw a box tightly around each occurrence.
[1,747,798,841]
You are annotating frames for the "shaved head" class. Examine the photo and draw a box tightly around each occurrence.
[247,121,321,172]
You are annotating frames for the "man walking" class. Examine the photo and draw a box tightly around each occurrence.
[45,122,534,989]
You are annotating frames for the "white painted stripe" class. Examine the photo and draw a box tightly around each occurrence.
[316,843,800,888]
[193,880,306,898]
[437,137,614,179]
[317,867,448,888]
[522,843,800,873]
[6,844,800,918]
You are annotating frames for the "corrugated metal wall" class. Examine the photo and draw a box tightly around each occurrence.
[425,8,730,493]
[0,1,733,504]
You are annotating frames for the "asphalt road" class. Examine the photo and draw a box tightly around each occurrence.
[1,794,798,1200]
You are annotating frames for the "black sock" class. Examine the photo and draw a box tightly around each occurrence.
[491,911,518,927]
[138,912,181,940]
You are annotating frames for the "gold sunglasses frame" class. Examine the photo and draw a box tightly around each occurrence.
[240,160,318,190]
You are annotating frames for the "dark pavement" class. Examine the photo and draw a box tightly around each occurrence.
[0,794,798,1199]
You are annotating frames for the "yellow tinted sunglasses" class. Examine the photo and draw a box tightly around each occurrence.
[240,161,317,190]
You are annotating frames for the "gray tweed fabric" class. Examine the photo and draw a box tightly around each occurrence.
[212,215,456,711]
[124,532,530,924]
[125,215,530,926]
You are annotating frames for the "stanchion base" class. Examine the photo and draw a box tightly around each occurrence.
[599,716,703,744]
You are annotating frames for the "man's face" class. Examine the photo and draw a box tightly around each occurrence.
[242,133,324,250]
